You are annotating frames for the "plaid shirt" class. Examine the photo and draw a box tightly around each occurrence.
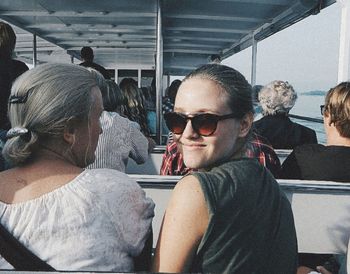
[246,133,281,177]
[160,133,281,177]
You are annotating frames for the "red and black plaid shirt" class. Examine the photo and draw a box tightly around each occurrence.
[160,132,281,177]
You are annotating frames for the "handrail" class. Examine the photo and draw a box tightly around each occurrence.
[130,174,180,188]
[151,147,292,156]
[151,145,166,153]
[288,113,323,124]
[279,179,350,192]
[275,149,292,157]
[130,175,350,193]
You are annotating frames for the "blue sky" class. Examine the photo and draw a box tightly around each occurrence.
[223,2,341,93]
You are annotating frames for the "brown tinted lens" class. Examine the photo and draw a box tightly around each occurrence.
[193,114,218,136]
[165,113,187,134]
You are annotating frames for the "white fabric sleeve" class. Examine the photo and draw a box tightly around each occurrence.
[128,122,149,164]
[100,171,155,256]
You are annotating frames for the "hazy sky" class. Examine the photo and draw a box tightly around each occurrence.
[223,2,342,92]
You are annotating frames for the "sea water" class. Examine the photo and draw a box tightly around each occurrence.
[290,94,326,144]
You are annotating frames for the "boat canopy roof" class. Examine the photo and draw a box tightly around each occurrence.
[0,0,336,75]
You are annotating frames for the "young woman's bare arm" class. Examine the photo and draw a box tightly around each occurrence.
[152,175,209,272]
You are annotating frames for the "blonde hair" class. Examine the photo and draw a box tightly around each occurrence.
[119,78,150,136]
[258,80,297,115]
[3,63,97,165]
[324,82,350,138]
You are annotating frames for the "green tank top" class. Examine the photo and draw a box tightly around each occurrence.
[191,158,297,274]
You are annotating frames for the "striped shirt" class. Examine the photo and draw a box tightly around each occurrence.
[88,111,149,172]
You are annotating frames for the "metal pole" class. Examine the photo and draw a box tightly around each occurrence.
[115,69,118,83]
[33,33,37,67]
[251,35,257,86]
[337,0,350,82]
[156,0,163,144]
[71,55,74,64]
[167,74,170,89]
[138,69,142,88]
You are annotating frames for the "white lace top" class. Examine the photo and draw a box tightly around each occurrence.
[0,169,155,272]
[88,111,149,172]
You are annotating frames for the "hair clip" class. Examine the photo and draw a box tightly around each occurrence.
[6,127,29,139]
[9,93,29,104]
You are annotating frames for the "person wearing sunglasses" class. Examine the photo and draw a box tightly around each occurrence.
[152,64,297,274]
[281,82,350,274]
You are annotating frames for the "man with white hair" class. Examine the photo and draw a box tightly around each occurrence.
[253,80,317,149]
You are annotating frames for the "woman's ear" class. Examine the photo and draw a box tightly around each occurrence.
[63,117,79,145]
[238,112,253,138]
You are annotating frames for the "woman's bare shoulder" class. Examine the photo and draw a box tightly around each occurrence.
[173,174,203,196]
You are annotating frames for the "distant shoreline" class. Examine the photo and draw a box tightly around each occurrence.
[300,90,326,96]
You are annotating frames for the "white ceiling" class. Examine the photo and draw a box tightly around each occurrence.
[0,0,336,75]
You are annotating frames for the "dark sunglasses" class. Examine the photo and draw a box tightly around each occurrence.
[164,112,238,136]
[320,105,326,115]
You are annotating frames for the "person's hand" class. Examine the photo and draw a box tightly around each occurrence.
[316,266,333,274]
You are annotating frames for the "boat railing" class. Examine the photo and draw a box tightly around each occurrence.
[0,177,347,273]
[133,174,350,192]
[130,174,350,255]
[288,113,323,124]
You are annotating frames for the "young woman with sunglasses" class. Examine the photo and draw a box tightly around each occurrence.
[152,64,297,273]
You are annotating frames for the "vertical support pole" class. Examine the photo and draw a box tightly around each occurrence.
[71,56,74,64]
[115,69,118,83]
[156,0,164,144]
[33,33,37,67]
[337,0,350,82]
[166,74,170,90]
[251,35,257,86]
[138,68,142,88]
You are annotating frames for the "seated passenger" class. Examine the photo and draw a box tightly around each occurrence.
[161,81,281,177]
[119,78,151,137]
[144,84,169,137]
[163,79,182,114]
[281,82,350,181]
[281,82,350,274]
[86,70,150,172]
[0,21,29,130]
[0,63,154,271]
[153,64,297,273]
[254,80,317,149]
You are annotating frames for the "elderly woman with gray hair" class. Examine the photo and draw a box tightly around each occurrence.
[254,80,317,149]
[0,63,154,271]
